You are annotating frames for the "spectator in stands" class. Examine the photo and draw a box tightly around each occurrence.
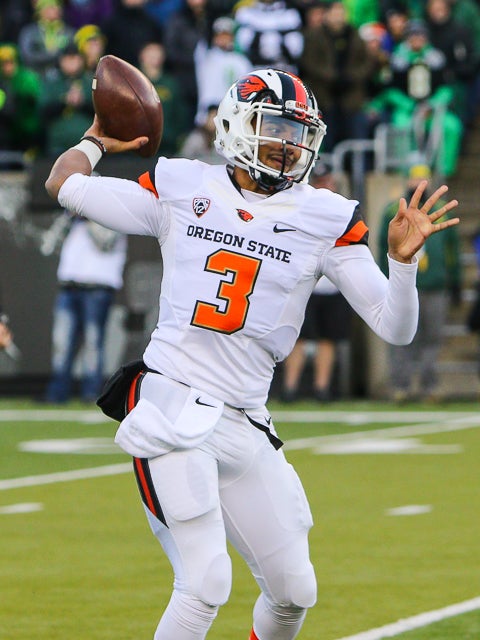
[179,104,223,163]
[74,23,106,76]
[18,0,75,81]
[0,307,13,351]
[365,19,464,177]
[301,0,328,31]
[44,209,127,403]
[102,0,163,68]
[234,0,303,74]
[382,6,409,52]
[63,0,114,30]
[378,160,461,402]
[281,162,353,402]
[424,0,478,127]
[449,0,480,53]
[138,41,189,157]
[39,40,94,156]
[343,0,381,28]
[465,227,480,341]
[0,42,42,155]
[0,0,33,43]
[194,16,251,127]
[163,0,210,129]
[448,0,480,127]
[300,0,371,153]
[380,1,423,22]
[143,0,185,30]
[359,21,393,102]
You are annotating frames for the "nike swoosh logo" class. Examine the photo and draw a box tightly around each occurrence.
[273,224,297,233]
[195,397,215,407]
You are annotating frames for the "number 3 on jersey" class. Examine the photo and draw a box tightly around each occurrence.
[191,249,261,334]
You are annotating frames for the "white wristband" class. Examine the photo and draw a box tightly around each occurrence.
[71,138,103,170]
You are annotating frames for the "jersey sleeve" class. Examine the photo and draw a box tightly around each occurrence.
[138,157,209,202]
[58,172,168,238]
[334,205,369,247]
[320,243,419,345]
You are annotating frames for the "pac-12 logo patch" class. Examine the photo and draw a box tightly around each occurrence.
[237,208,254,222]
[193,197,211,217]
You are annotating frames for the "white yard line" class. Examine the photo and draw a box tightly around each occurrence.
[283,414,480,451]
[334,596,480,640]
[272,410,479,424]
[0,462,132,490]
[0,409,478,424]
[0,409,111,423]
[1,409,479,489]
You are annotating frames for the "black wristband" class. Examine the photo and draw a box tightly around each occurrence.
[80,135,107,155]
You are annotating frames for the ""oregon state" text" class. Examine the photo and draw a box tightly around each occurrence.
[187,225,291,263]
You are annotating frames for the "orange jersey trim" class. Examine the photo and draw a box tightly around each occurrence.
[138,170,159,199]
[335,220,369,247]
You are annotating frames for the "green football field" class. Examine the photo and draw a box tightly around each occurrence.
[1,398,479,640]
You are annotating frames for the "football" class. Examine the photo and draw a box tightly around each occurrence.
[92,55,163,158]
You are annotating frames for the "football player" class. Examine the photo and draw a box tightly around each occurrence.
[45,69,459,640]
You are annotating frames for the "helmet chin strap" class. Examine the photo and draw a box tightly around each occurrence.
[249,167,291,193]
[250,140,292,193]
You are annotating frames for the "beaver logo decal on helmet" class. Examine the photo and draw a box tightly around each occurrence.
[236,75,269,102]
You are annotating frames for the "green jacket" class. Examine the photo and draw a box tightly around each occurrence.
[148,72,190,157]
[450,0,480,59]
[378,197,461,291]
[0,64,42,150]
[40,69,94,155]
[366,42,455,116]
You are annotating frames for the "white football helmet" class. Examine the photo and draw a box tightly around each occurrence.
[214,68,327,191]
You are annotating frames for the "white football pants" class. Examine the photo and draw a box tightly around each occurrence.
[134,404,317,640]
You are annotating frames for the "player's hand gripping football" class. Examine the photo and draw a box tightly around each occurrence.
[84,115,149,154]
[45,115,150,201]
[387,180,459,263]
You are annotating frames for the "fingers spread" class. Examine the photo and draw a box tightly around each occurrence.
[428,198,459,222]
[408,180,428,209]
[420,184,449,213]
[431,217,460,233]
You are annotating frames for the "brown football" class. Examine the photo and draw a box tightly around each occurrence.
[92,55,163,158]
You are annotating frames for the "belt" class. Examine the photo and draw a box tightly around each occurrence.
[60,281,115,292]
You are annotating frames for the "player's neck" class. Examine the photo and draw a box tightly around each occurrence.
[231,165,271,195]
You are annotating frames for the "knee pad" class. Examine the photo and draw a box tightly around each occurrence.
[154,590,218,639]
[287,562,317,608]
[196,551,232,606]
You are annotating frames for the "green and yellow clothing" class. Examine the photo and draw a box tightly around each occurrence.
[0,44,42,151]
[366,42,464,176]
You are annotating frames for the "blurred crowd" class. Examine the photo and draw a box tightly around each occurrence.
[1,0,479,403]
[0,0,480,176]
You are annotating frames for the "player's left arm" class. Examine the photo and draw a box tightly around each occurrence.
[322,243,419,345]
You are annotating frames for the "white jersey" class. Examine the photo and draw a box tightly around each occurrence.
[58,158,418,408]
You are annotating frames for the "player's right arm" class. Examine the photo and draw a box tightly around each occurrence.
[45,117,162,237]
[45,116,148,200]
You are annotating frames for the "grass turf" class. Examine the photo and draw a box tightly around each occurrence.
[0,399,479,639]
